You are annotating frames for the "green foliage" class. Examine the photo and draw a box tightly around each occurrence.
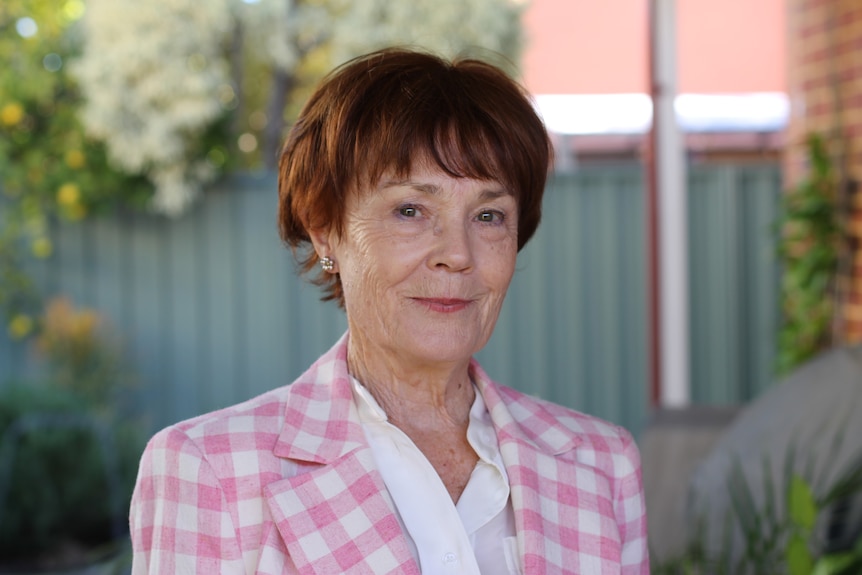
[0,0,153,336]
[789,474,818,531]
[34,297,126,408]
[0,384,142,568]
[725,456,786,572]
[784,471,862,575]
[775,134,842,374]
[787,534,814,575]
[0,298,144,568]
[810,538,862,575]
[653,439,862,575]
[0,1,152,208]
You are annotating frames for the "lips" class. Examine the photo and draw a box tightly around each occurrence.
[412,297,473,312]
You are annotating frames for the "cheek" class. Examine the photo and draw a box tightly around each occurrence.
[336,222,384,277]
[485,240,518,287]
[353,231,423,278]
[338,240,407,305]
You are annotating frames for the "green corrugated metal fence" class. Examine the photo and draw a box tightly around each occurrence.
[687,165,782,403]
[0,164,781,436]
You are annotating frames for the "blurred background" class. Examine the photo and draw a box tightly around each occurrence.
[1,0,861,572]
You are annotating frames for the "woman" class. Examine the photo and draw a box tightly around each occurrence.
[130,48,648,575]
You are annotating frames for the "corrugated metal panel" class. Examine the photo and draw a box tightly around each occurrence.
[477,166,649,431]
[687,164,781,404]
[0,175,348,431]
[0,164,781,436]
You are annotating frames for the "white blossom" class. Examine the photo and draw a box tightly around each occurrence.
[328,0,523,69]
[73,0,525,215]
[235,0,330,71]
[74,0,233,215]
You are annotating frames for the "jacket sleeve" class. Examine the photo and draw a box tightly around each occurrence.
[130,426,246,574]
[614,430,650,575]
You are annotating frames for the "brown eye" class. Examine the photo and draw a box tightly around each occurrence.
[478,210,501,223]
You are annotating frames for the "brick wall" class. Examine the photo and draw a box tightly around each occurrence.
[785,0,862,342]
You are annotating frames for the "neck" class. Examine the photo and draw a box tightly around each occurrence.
[347,336,475,431]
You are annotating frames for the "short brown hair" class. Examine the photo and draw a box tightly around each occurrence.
[278,48,552,306]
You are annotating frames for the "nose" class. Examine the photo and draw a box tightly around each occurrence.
[428,219,474,272]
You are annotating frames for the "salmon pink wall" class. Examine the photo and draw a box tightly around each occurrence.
[521,0,787,95]
[521,0,649,94]
[677,0,786,93]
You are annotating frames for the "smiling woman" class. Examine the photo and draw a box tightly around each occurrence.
[312,167,519,379]
[129,48,649,575]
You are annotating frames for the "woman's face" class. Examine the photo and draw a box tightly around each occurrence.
[322,162,519,369]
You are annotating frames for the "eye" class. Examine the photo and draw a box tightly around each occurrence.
[477,210,503,223]
[398,205,419,218]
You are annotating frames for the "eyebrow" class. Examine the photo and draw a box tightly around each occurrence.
[379,179,513,200]
[478,188,513,201]
[379,180,440,194]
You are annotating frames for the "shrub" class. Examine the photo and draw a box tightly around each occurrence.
[0,383,142,569]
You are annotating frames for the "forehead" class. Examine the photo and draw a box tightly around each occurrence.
[354,126,516,192]
[366,159,512,197]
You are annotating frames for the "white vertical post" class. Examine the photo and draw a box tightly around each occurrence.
[653,0,690,407]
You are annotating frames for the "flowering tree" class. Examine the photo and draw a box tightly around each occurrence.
[74,0,526,211]
[73,0,236,216]
[1,0,526,336]
[0,0,150,336]
[329,0,523,68]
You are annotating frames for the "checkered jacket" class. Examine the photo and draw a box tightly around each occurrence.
[130,333,649,574]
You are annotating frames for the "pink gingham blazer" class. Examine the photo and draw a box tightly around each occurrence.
[130,333,649,574]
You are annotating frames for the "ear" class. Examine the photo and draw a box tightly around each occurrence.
[308,227,339,270]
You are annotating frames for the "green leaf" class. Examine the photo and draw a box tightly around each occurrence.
[727,459,760,537]
[761,454,778,531]
[786,534,814,575]
[811,552,858,575]
[788,474,818,531]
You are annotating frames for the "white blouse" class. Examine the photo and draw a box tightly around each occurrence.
[351,378,521,575]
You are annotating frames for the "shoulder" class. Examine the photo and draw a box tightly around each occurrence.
[138,386,290,487]
[471,357,635,452]
[147,334,351,458]
[491,383,641,478]
[165,388,287,444]
[497,384,636,445]
[141,333,352,478]
[130,386,300,573]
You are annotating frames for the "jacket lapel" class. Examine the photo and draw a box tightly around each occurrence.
[263,334,420,575]
[264,449,418,574]
[473,361,621,575]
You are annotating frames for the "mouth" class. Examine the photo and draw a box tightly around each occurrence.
[412,297,473,313]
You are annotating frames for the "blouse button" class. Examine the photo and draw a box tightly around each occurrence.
[443,552,457,564]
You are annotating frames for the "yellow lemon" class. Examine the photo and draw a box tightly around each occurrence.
[62,0,86,21]
[65,149,86,169]
[57,183,81,206]
[1,102,24,126]
[31,237,53,259]
[8,314,34,340]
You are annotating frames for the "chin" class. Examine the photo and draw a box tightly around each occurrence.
[400,329,489,365]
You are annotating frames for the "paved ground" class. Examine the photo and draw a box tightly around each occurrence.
[641,406,740,562]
